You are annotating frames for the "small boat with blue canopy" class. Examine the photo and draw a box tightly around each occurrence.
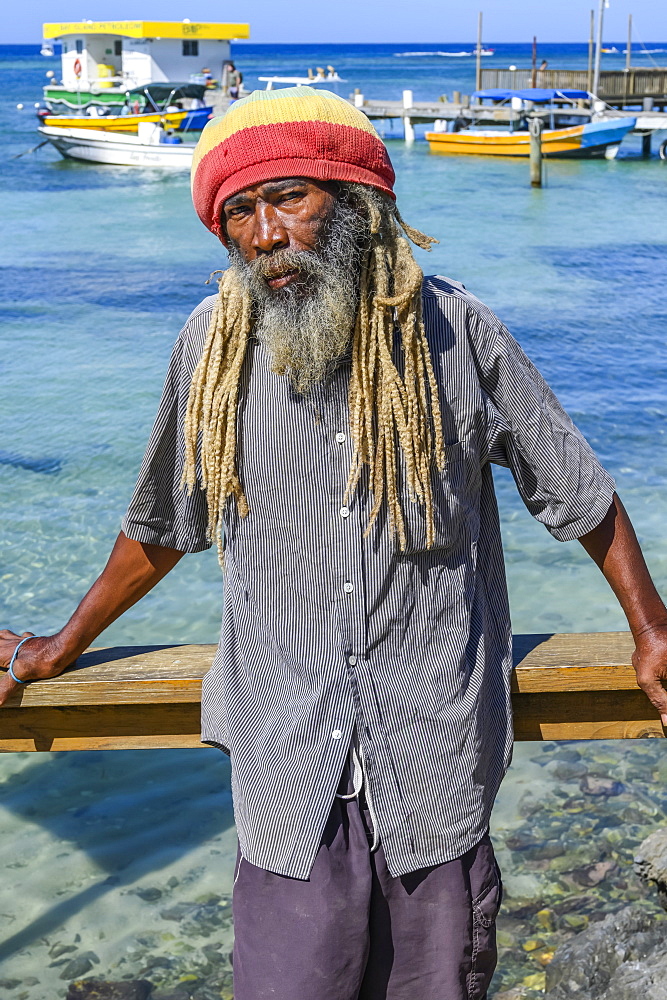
[426,89,636,159]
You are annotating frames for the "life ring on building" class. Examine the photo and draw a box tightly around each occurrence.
[73,58,82,78]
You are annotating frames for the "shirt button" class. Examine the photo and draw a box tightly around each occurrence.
[339,506,350,518]
[331,729,343,740]
[343,582,354,594]
[348,655,358,666]
[335,432,346,444]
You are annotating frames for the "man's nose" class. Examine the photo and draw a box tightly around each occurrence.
[252,204,289,256]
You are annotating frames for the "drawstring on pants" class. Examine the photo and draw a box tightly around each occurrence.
[335,737,380,852]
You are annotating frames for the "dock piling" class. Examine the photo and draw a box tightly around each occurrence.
[402,89,415,144]
[529,116,543,186]
[593,0,606,97]
[587,9,595,93]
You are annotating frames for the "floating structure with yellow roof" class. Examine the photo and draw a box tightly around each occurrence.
[41,20,250,111]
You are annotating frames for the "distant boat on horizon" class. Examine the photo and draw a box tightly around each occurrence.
[622,47,667,54]
[395,49,494,58]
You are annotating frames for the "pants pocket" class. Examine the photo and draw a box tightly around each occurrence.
[468,857,502,1000]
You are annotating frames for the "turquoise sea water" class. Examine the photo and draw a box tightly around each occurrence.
[1,43,667,997]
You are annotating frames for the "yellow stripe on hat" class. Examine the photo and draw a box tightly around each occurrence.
[192,87,380,176]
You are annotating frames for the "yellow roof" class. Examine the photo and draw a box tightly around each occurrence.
[43,20,250,41]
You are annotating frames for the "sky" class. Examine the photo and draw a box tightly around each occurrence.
[5,0,667,45]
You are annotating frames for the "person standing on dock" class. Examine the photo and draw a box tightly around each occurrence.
[226,61,242,100]
[2,87,667,1000]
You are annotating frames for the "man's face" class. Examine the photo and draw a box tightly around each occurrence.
[221,178,337,291]
[221,177,369,393]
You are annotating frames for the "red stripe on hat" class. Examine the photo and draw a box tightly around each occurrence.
[193,120,395,234]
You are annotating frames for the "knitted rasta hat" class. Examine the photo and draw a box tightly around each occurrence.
[191,86,396,237]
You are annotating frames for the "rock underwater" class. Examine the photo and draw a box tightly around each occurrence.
[546,826,667,1000]
[633,826,667,912]
[66,981,152,1000]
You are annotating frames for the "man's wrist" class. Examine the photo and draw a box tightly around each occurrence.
[632,618,667,642]
[34,630,80,674]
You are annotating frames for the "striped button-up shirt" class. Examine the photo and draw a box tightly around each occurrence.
[122,275,616,879]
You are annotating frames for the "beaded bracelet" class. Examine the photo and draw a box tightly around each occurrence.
[7,635,43,684]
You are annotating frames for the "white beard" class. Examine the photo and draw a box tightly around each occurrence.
[227,197,368,393]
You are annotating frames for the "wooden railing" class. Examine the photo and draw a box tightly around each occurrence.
[1,632,664,752]
[480,67,667,103]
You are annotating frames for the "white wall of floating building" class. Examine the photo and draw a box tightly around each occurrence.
[123,38,232,85]
[58,35,233,89]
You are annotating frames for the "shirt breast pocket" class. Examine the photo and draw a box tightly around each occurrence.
[398,437,480,556]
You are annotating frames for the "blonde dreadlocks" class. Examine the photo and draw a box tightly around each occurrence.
[182,185,445,558]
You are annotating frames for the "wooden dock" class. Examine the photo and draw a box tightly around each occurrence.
[1,632,664,752]
[208,85,667,147]
[480,66,667,109]
[352,95,667,150]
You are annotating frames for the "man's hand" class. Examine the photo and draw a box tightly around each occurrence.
[0,533,185,709]
[0,630,67,706]
[631,625,667,727]
[580,494,667,729]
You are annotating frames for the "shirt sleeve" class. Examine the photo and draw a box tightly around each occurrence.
[467,306,616,542]
[121,314,212,553]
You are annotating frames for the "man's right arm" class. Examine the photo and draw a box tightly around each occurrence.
[0,532,184,705]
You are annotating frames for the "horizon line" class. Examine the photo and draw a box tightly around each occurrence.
[4,39,667,46]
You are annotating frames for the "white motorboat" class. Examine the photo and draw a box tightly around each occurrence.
[38,123,195,168]
[258,66,346,90]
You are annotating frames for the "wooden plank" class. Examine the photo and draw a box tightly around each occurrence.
[1,644,213,708]
[512,689,664,741]
[512,632,639,692]
[0,704,204,752]
[0,632,664,751]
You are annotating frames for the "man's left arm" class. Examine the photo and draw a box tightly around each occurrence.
[579,493,667,726]
[463,308,667,724]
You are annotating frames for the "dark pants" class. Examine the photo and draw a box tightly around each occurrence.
[232,787,501,1000]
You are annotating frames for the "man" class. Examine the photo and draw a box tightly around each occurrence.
[2,87,667,1000]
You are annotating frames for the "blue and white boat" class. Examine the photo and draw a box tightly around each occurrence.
[427,89,637,159]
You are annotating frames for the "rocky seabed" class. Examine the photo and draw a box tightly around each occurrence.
[2,741,667,999]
